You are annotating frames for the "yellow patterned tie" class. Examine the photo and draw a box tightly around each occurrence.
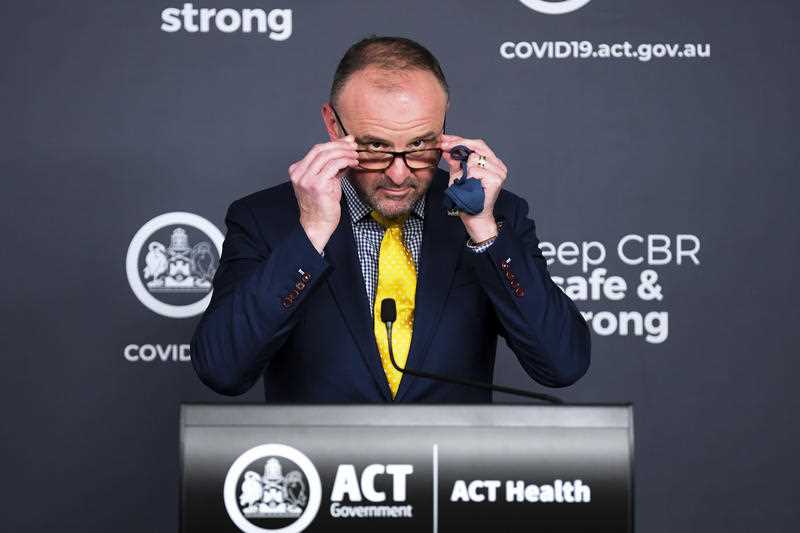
[371,210,417,398]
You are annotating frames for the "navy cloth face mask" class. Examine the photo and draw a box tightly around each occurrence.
[443,145,485,215]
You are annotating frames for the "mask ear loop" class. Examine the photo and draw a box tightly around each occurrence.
[443,145,485,215]
[449,145,473,183]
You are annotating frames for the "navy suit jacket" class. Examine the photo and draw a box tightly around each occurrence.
[190,169,590,402]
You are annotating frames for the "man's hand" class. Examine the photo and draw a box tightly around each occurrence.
[439,134,509,243]
[289,135,359,253]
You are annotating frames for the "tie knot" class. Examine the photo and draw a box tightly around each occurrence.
[370,210,407,229]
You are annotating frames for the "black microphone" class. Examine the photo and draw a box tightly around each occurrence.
[380,298,563,404]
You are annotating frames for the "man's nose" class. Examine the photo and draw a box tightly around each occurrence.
[384,154,410,185]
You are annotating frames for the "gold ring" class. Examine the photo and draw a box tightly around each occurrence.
[477,155,488,168]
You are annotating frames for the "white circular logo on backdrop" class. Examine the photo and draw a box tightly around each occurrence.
[518,0,593,15]
[224,444,322,533]
[126,212,223,318]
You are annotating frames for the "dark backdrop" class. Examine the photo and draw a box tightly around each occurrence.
[2,1,798,531]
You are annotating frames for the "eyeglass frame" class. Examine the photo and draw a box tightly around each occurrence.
[329,103,446,171]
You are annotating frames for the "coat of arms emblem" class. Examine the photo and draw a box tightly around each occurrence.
[142,227,216,292]
[126,212,224,318]
[224,443,322,533]
[239,457,308,518]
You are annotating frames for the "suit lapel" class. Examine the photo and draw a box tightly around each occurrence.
[324,196,393,402]
[395,171,467,402]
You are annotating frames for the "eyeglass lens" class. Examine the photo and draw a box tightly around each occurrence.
[357,149,441,170]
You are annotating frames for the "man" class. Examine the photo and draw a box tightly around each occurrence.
[190,36,590,402]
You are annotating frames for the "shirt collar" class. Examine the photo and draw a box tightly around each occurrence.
[341,175,426,224]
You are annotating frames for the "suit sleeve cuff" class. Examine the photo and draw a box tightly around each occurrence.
[276,222,331,310]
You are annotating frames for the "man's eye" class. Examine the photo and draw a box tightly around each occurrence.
[368,142,386,150]
[410,139,425,148]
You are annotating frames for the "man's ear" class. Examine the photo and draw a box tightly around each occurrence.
[321,103,340,141]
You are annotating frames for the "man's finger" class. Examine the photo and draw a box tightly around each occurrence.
[303,137,356,163]
[307,148,359,176]
[467,153,506,179]
[317,156,359,182]
[464,167,503,188]
[296,136,357,175]
[440,136,498,161]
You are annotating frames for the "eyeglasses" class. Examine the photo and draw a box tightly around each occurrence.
[330,104,444,171]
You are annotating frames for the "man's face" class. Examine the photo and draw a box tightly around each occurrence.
[326,66,448,218]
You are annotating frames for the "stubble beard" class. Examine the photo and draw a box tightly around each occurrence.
[354,173,430,219]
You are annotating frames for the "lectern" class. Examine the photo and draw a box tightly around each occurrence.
[180,404,633,532]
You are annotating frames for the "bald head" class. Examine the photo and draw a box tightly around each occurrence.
[330,36,449,108]
[334,66,447,135]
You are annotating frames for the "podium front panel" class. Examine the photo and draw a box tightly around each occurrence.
[181,404,633,533]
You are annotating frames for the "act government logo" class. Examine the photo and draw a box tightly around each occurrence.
[126,212,223,318]
[224,444,322,533]
[519,0,592,15]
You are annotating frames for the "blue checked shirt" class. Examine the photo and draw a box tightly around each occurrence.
[340,176,425,313]
[337,176,496,315]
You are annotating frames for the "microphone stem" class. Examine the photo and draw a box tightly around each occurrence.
[385,322,563,404]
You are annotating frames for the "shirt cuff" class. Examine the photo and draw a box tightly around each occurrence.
[465,219,504,253]
[466,236,497,253]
